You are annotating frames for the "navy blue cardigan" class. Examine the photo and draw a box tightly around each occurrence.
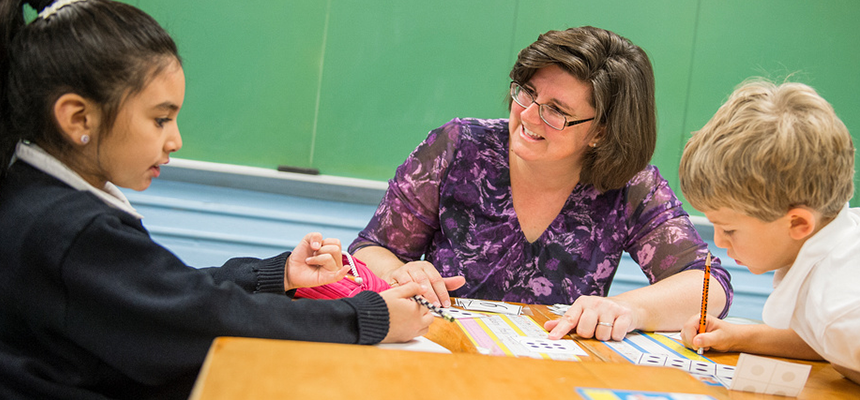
[0,162,389,399]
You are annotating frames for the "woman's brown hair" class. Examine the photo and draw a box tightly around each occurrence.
[510,26,656,192]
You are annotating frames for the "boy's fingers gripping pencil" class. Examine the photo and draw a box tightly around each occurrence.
[412,295,455,323]
[697,252,712,355]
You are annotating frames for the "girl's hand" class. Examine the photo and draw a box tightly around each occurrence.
[379,282,435,343]
[285,232,349,291]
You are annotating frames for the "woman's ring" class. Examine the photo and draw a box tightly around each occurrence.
[597,321,614,328]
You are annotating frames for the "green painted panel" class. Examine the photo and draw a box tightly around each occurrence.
[684,0,860,211]
[129,0,328,169]
[312,0,518,180]
[121,0,859,209]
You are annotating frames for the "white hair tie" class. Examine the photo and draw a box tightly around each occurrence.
[38,0,88,20]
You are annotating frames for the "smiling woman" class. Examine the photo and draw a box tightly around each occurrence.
[508,64,598,181]
[349,26,733,343]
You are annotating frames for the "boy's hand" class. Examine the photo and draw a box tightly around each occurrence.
[284,232,350,291]
[680,313,735,353]
[681,316,823,361]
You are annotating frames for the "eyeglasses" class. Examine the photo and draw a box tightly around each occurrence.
[510,82,595,131]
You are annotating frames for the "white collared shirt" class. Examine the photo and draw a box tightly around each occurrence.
[13,141,143,219]
[762,204,860,371]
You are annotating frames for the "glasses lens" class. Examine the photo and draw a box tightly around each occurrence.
[540,106,566,130]
[511,83,532,108]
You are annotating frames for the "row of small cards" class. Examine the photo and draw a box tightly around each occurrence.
[636,353,735,387]
[619,342,811,396]
[640,352,812,396]
[553,302,813,396]
[578,354,811,400]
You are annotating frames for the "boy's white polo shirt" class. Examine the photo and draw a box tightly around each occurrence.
[763,205,860,371]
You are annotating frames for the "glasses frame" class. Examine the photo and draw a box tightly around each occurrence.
[510,81,595,130]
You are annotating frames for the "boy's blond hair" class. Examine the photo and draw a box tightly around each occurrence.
[680,79,854,222]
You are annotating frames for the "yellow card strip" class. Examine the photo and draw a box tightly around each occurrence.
[498,314,528,336]
[472,317,516,356]
[644,332,711,362]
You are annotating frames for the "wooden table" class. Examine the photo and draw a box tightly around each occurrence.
[190,304,860,400]
[425,304,860,400]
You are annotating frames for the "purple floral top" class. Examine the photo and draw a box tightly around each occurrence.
[351,118,732,314]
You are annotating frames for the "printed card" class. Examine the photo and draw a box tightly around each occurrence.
[515,337,587,356]
[458,299,522,315]
[577,387,717,400]
[729,353,811,397]
[438,307,487,319]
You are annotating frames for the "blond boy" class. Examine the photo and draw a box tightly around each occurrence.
[678,79,859,384]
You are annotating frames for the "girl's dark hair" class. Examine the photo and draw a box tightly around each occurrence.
[509,26,656,192]
[0,0,180,177]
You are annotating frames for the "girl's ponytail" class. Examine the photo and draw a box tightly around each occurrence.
[1,1,64,174]
[1,1,26,173]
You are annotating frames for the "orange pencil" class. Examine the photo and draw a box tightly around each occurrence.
[697,252,712,354]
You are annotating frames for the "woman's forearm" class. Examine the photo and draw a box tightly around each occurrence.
[612,269,728,332]
[353,245,406,281]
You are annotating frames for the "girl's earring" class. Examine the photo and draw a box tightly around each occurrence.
[80,134,90,145]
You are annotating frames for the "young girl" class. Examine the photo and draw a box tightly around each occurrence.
[0,1,432,398]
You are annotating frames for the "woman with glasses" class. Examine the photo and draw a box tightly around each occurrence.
[349,26,732,341]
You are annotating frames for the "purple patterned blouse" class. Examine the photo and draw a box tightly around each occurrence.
[350,118,732,314]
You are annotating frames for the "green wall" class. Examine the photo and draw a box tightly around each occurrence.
[128,0,860,211]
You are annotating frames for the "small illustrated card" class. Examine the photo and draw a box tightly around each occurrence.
[437,307,488,319]
[729,353,811,397]
[548,303,570,316]
[514,336,588,356]
[455,299,522,315]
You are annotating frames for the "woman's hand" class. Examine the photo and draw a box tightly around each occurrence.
[379,282,436,343]
[544,295,639,341]
[284,232,350,291]
[383,260,465,308]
